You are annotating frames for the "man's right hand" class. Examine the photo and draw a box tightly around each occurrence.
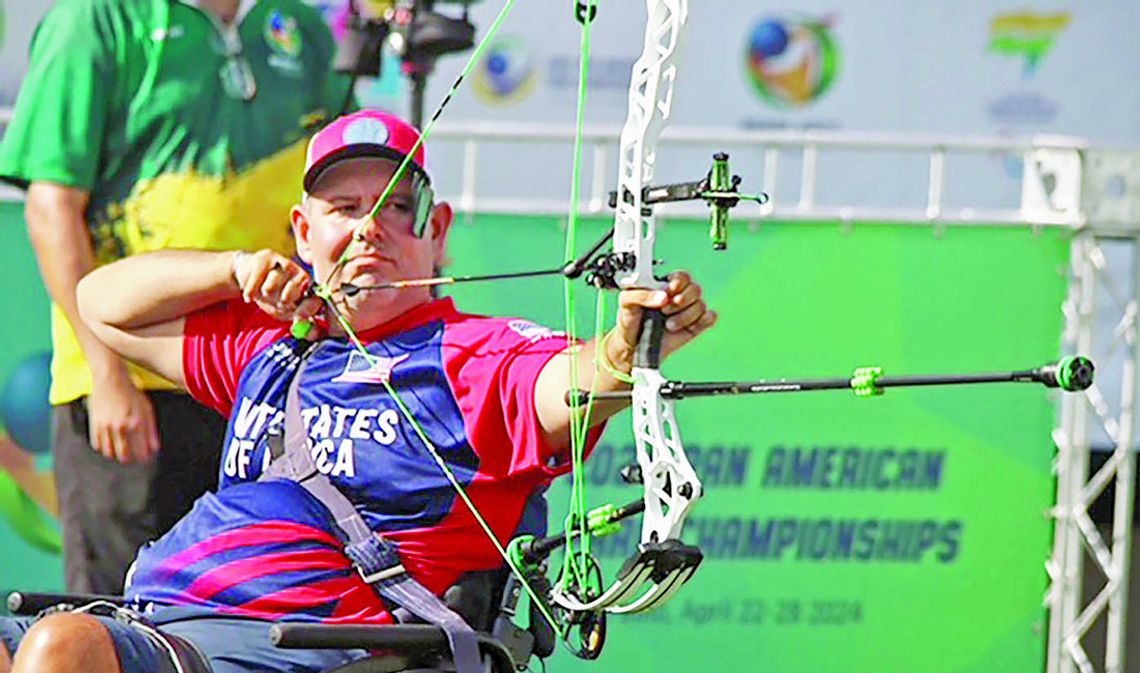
[231,250,322,322]
[86,367,159,464]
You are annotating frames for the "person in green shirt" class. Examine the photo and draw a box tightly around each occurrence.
[0,0,352,595]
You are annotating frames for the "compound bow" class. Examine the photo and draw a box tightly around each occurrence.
[296,0,1094,665]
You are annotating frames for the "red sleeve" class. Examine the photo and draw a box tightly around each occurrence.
[182,300,290,416]
[442,317,604,481]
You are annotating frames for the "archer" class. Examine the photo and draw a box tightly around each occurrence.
[0,109,716,673]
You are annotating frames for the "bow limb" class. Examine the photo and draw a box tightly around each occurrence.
[614,0,703,549]
[550,0,704,618]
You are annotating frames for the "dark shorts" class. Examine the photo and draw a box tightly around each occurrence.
[0,605,369,673]
[53,391,227,594]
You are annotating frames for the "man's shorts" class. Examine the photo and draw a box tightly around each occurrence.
[0,605,369,673]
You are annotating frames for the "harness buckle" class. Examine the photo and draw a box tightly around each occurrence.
[356,563,407,584]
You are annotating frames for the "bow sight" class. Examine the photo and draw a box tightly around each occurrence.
[335,153,767,296]
[607,152,769,253]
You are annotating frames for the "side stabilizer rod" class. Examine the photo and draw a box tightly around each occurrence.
[567,356,1094,405]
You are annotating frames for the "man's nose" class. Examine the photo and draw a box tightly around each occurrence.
[353,211,387,246]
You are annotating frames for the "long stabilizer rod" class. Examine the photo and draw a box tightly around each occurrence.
[568,356,1094,405]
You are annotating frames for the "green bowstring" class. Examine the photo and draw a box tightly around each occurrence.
[560,290,610,600]
[306,0,617,643]
[561,0,601,600]
[315,0,521,295]
[320,299,566,640]
[360,0,519,227]
[299,0,571,641]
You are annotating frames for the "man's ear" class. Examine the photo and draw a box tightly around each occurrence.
[428,202,453,262]
[290,204,314,264]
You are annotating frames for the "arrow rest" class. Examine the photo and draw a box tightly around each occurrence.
[583,252,637,290]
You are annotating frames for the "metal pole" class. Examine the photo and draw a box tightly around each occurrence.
[1104,243,1138,673]
[1048,231,1096,673]
[409,68,428,130]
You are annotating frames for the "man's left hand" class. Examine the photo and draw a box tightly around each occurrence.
[607,271,717,373]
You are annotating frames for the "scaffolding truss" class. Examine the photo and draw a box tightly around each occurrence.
[425,122,1136,673]
[1042,147,1139,673]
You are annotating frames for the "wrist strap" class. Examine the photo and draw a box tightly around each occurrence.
[597,330,635,385]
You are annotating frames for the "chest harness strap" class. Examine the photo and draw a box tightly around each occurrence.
[259,341,483,673]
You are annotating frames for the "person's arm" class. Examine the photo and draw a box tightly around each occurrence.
[24,182,162,463]
[533,271,717,449]
[77,248,318,387]
[25,184,123,382]
[4,3,160,464]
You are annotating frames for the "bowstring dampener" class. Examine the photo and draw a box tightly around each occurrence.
[851,367,885,398]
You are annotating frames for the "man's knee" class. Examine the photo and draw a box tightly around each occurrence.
[13,613,120,673]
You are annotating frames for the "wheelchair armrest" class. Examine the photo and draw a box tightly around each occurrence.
[6,591,127,616]
[270,623,447,650]
[269,623,519,672]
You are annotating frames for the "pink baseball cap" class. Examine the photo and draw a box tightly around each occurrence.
[303,110,429,193]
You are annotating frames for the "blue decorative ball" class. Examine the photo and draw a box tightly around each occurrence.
[750,20,789,58]
[1,352,53,455]
[487,53,509,76]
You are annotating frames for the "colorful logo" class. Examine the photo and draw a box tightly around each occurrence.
[342,117,390,146]
[265,9,302,58]
[473,36,537,106]
[333,353,409,384]
[745,15,840,109]
[987,11,1070,77]
[507,320,563,343]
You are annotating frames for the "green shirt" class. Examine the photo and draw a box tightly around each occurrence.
[0,0,351,403]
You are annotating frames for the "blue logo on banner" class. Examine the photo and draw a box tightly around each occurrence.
[473,36,537,105]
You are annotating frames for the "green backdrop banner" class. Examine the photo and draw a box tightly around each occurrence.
[445,214,1070,673]
[0,206,1071,673]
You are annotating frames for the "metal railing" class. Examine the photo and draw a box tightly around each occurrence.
[428,120,1089,228]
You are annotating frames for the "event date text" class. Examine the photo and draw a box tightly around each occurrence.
[679,597,864,627]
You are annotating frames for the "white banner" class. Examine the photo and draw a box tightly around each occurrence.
[419,0,1140,144]
[0,0,51,108]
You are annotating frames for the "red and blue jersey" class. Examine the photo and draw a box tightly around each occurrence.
[125,298,598,622]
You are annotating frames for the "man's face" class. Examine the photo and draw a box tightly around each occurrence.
[292,156,451,326]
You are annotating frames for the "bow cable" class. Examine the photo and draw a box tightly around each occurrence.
[291,0,568,641]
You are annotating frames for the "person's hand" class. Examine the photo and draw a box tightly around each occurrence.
[87,369,159,463]
[232,250,323,322]
[607,271,717,373]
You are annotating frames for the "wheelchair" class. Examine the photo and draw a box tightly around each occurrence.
[4,495,702,673]
[5,567,550,673]
[5,546,701,672]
